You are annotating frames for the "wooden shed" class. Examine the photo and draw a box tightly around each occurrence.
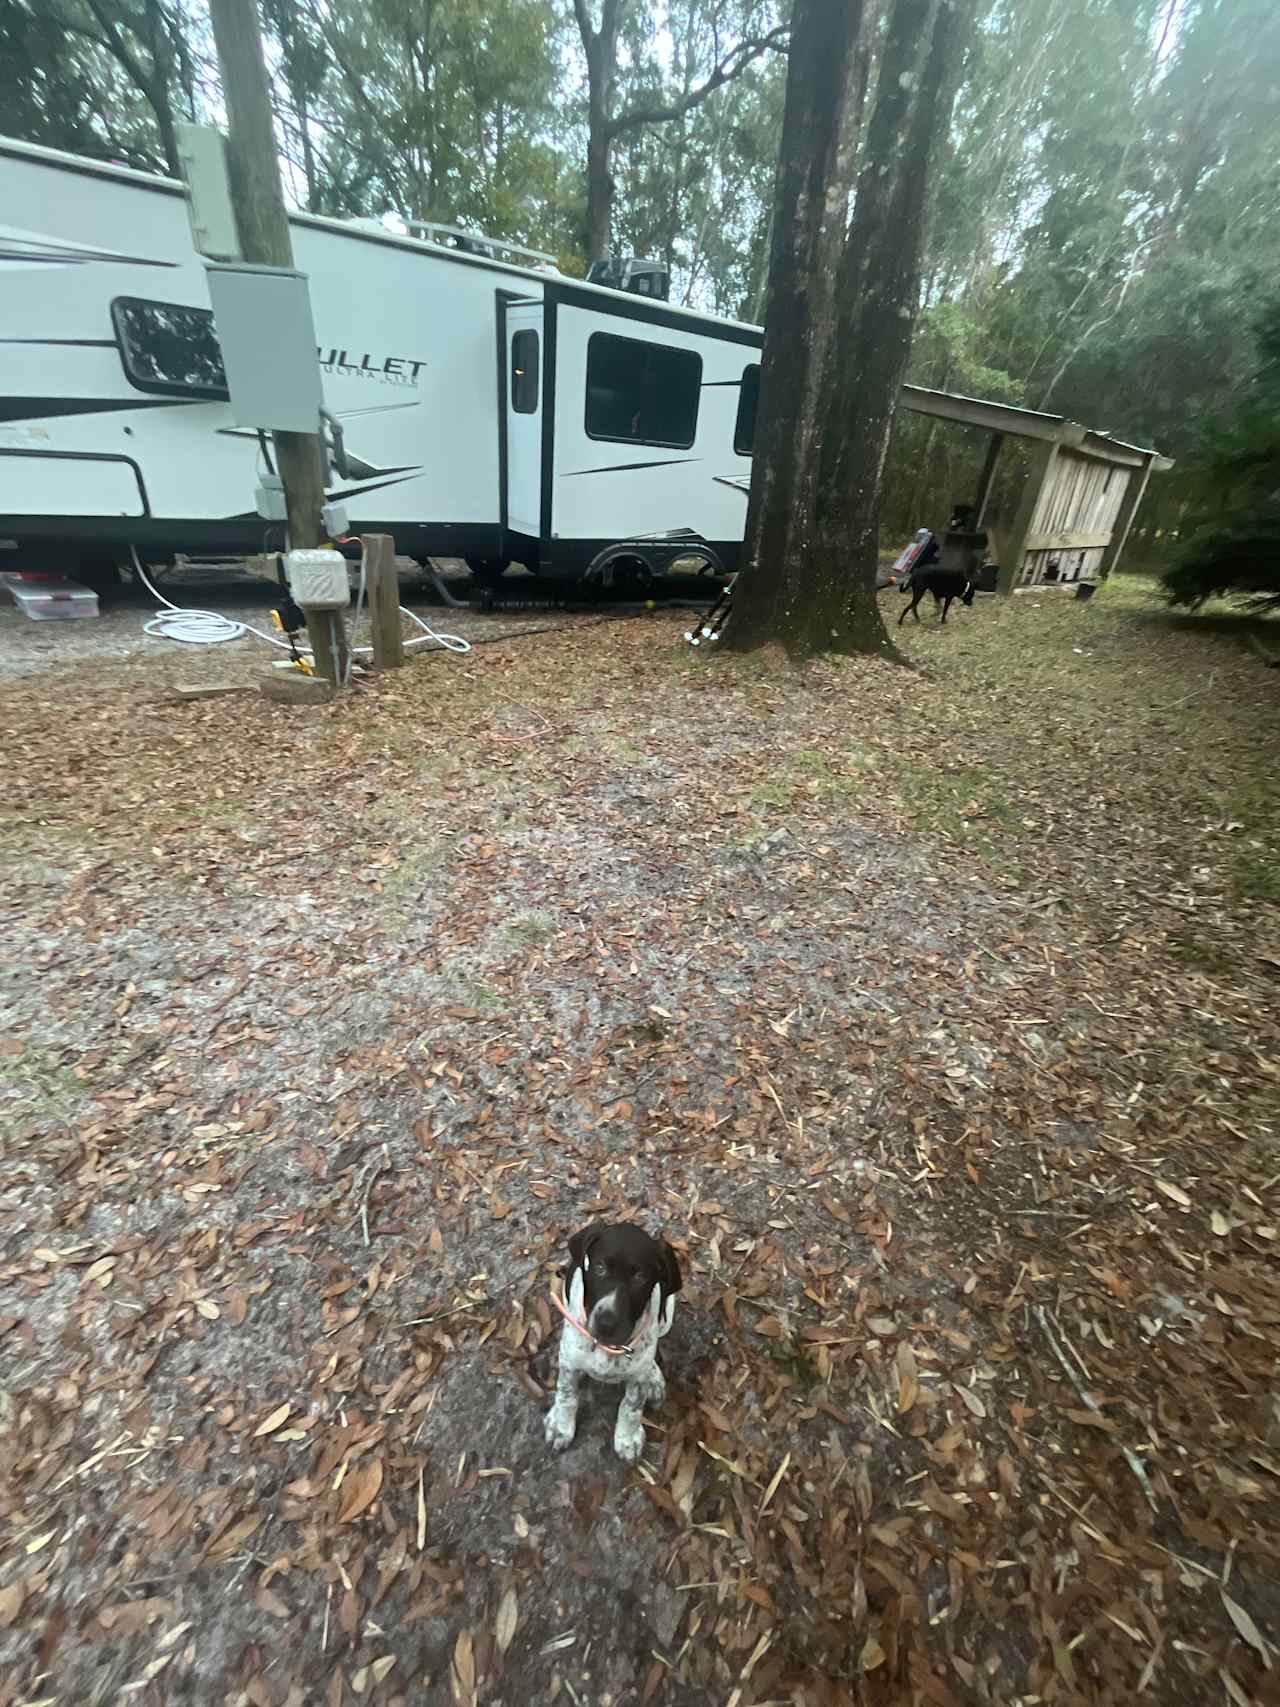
[899,386,1174,593]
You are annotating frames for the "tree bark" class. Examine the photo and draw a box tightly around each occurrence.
[577,0,624,263]
[724,0,869,651]
[729,0,973,659]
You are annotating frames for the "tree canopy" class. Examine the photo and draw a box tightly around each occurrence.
[6,0,1278,535]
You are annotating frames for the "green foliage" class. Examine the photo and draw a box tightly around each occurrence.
[311,0,573,249]
[3,0,1279,533]
[1163,519,1280,613]
[1162,294,1280,612]
[2,0,201,173]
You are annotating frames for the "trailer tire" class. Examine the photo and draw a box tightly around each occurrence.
[583,547,657,594]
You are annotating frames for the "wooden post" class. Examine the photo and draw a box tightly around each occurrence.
[973,430,1003,524]
[1097,454,1154,580]
[997,437,1058,596]
[206,0,341,686]
[362,535,405,670]
[307,610,349,685]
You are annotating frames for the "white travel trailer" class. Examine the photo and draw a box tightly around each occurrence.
[0,136,763,586]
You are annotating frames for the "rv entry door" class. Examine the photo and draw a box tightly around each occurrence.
[504,303,543,544]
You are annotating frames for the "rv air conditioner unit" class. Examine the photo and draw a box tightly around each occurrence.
[586,257,671,301]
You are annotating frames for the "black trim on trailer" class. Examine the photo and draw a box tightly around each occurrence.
[526,534,743,575]
[1,513,506,561]
[547,277,763,348]
[539,293,558,569]
[495,289,524,538]
[0,338,118,348]
[503,530,540,566]
[0,446,150,514]
[0,397,190,423]
[562,457,700,477]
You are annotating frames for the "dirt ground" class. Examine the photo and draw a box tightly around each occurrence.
[1,575,1278,1707]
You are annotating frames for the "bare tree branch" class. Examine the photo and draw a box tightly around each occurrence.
[607,24,788,138]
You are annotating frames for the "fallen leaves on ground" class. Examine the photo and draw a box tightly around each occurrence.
[0,578,1277,1705]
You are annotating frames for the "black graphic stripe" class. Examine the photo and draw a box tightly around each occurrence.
[328,472,422,503]
[220,470,423,520]
[0,397,194,423]
[562,457,700,478]
[0,247,175,268]
[212,428,419,483]
[0,338,118,348]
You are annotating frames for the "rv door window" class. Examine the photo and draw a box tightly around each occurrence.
[734,363,760,456]
[511,329,539,413]
[585,333,701,448]
[112,297,229,400]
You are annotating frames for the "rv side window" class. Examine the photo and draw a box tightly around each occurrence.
[584,333,701,448]
[112,297,229,400]
[734,363,760,456]
[511,329,539,413]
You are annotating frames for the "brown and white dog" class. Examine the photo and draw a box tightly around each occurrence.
[544,1222,681,1463]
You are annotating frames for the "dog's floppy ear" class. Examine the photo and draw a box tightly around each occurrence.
[656,1237,682,1307]
[566,1223,603,1275]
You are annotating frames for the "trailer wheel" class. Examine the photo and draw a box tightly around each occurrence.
[678,546,726,578]
[583,548,657,594]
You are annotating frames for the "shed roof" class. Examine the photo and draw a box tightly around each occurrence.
[900,384,1173,470]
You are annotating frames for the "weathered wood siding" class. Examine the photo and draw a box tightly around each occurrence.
[1017,450,1131,586]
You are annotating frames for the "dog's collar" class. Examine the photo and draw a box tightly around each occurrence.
[550,1280,637,1358]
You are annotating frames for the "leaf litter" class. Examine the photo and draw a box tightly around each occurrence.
[0,578,1278,1704]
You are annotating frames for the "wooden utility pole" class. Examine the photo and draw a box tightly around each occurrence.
[206,0,342,684]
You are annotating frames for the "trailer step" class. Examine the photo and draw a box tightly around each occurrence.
[1,572,100,620]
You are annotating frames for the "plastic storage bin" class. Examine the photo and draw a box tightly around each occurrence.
[1,573,100,620]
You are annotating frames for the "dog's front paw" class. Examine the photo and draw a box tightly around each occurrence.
[544,1404,577,1452]
[613,1412,646,1464]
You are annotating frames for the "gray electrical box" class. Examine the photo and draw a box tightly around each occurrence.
[176,123,241,261]
[206,263,324,434]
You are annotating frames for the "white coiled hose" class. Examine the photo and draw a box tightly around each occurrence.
[132,545,470,660]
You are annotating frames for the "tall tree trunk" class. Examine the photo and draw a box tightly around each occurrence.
[579,0,624,262]
[585,114,613,261]
[142,0,182,175]
[724,0,870,652]
[297,92,319,211]
[729,0,972,659]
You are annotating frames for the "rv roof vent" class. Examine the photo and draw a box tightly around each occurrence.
[586,257,671,302]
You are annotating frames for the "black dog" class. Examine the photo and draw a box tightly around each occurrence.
[899,567,976,625]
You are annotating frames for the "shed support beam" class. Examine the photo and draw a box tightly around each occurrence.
[974,431,1003,525]
[997,438,1058,596]
[1097,453,1155,580]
